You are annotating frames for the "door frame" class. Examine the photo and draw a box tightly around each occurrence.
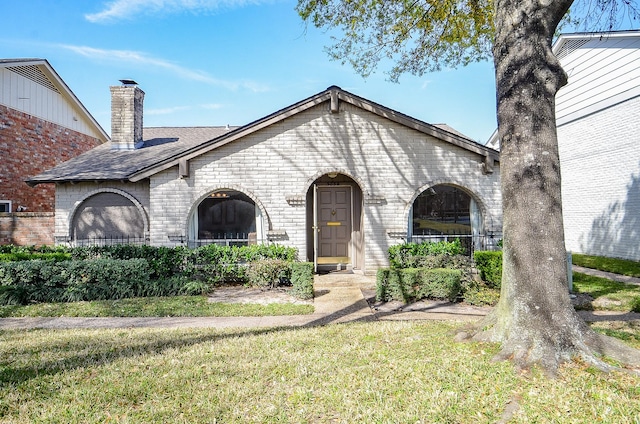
[313,183,354,271]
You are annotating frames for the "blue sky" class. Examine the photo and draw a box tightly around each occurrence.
[2,0,499,142]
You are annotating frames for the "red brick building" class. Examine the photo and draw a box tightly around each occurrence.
[0,59,108,245]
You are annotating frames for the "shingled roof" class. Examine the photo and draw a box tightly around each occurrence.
[27,126,233,185]
[27,86,498,186]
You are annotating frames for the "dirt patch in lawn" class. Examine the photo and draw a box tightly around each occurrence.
[207,286,313,306]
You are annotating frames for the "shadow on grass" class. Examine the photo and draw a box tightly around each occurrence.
[0,326,289,388]
[0,296,377,390]
[573,272,640,299]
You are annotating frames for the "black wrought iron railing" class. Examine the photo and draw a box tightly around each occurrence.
[410,233,502,255]
[71,236,148,247]
[188,232,255,248]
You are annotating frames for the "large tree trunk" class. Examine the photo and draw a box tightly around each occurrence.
[468,0,640,374]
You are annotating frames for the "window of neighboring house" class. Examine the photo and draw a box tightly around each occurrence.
[409,185,482,253]
[0,201,11,213]
[190,190,263,246]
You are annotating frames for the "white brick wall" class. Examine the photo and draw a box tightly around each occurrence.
[149,103,502,272]
[55,101,502,272]
[558,96,640,261]
[54,181,150,241]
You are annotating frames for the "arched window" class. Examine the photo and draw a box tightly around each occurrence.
[409,185,482,252]
[72,192,145,245]
[189,190,264,246]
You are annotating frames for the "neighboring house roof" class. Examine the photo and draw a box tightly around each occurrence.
[27,126,234,185]
[0,58,109,143]
[486,29,640,149]
[27,86,498,186]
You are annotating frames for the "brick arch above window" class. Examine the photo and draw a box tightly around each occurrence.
[186,185,271,234]
[68,188,149,242]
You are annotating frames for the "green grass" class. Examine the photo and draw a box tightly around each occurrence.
[0,296,314,318]
[0,321,638,423]
[573,273,640,312]
[572,253,640,278]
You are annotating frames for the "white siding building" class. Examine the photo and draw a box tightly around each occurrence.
[555,31,640,261]
[488,31,640,261]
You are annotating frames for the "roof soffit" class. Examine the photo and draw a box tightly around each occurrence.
[553,30,640,57]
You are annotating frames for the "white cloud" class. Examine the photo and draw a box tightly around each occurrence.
[85,0,266,23]
[58,44,267,92]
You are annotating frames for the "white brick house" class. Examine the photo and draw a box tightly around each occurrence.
[488,30,640,262]
[29,84,502,273]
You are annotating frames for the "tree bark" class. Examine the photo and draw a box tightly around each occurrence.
[468,0,640,374]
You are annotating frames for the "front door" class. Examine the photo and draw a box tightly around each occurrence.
[316,185,352,264]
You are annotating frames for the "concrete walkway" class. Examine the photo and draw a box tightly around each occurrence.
[1,267,638,330]
[0,272,488,330]
[573,265,640,285]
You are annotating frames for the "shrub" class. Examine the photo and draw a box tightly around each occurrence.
[67,243,298,285]
[63,259,151,302]
[417,268,463,301]
[246,259,290,288]
[0,252,72,262]
[376,267,462,302]
[70,245,187,281]
[388,239,465,268]
[0,259,151,305]
[187,244,298,284]
[413,253,475,291]
[463,284,500,306]
[473,250,502,288]
[0,243,301,304]
[189,244,247,284]
[290,262,314,300]
[0,245,69,254]
[376,268,390,302]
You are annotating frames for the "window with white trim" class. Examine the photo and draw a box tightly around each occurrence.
[0,201,11,213]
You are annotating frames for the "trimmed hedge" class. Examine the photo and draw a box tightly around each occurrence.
[0,245,67,254]
[185,244,298,284]
[388,239,465,268]
[0,243,305,305]
[0,252,71,262]
[0,258,223,306]
[70,245,187,281]
[67,243,298,284]
[290,262,314,300]
[473,250,502,288]
[376,267,462,302]
[246,259,291,288]
[0,259,152,305]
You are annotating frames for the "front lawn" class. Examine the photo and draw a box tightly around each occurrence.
[573,273,640,312]
[0,322,638,423]
[0,295,314,318]
[572,253,640,278]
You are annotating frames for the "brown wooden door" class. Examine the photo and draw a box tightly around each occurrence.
[317,186,352,264]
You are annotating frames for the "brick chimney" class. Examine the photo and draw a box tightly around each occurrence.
[110,80,144,150]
